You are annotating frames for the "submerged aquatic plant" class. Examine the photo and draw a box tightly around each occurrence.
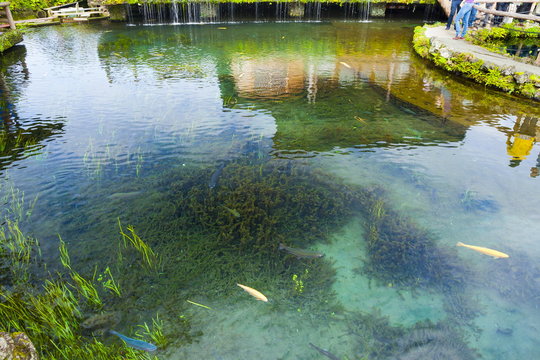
[0,185,39,223]
[118,218,160,270]
[460,189,499,213]
[291,269,310,296]
[58,236,102,308]
[346,310,478,360]
[0,186,189,359]
[96,266,122,297]
[357,187,466,290]
[0,228,164,359]
[135,314,168,348]
[172,160,355,255]
[162,159,353,308]
[0,219,39,284]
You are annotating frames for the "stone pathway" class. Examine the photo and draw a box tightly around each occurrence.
[425,25,540,76]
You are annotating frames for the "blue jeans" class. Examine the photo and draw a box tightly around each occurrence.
[455,3,474,37]
[446,0,462,30]
[468,7,478,27]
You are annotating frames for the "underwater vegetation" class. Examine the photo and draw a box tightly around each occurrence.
[459,189,499,213]
[0,185,197,359]
[171,160,356,253]
[356,186,467,290]
[151,159,354,310]
[346,310,478,360]
[482,251,540,304]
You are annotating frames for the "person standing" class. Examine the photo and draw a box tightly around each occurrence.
[445,0,462,30]
[468,6,478,28]
[453,0,476,39]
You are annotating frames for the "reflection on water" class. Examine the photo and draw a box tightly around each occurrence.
[0,46,65,174]
[1,21,540,360]
[506,115,537,167]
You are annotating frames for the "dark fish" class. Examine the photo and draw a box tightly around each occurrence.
[309,343,340,360]
[110,330,157,352]
[496,325,513,336]
[279,243,324,259]
[209,163,226,189]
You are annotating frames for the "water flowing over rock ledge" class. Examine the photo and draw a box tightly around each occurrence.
[101,0,436,4]
[413,24,540,101]
[98,0,439,22]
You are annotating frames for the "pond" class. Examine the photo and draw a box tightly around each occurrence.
[1,20,540,360]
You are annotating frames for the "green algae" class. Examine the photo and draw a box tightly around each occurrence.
[0,30,23,53]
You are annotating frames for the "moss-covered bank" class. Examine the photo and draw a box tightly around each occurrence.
[413,25,540,101]
[0,30,23,53]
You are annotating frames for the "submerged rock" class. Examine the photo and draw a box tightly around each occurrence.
[0,332,15,360]
[0,332,38,360]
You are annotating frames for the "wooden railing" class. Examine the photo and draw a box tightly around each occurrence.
[0,2,16,30]
[473,0,540,24]
[44,1,109,19]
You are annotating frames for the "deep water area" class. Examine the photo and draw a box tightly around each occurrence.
[1,20,540,360]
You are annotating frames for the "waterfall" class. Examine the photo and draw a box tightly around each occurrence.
[125,3,133,24]
[276,1,289,22]
[201,2,219,23]
[364,1,371,21]
[171,0,179,23]
[142,2,155,24]
[344,1,371,22]
[156,3,164,23]
[304,2,321,21]
[185,3,201,23]
[229,3,235,22]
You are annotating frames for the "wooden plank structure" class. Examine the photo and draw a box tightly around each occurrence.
[44,1,109,21]
[0,2,16,30]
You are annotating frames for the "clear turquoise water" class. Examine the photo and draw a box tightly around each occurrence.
[1,21,540,359]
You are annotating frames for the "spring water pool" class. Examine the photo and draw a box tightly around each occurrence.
[1,20,540,360]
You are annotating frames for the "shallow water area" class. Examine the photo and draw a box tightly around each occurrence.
[1,20,540,360]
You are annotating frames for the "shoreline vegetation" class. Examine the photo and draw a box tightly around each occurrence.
[413,23,540,101]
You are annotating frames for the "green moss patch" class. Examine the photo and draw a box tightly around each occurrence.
[0,30,23,53]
